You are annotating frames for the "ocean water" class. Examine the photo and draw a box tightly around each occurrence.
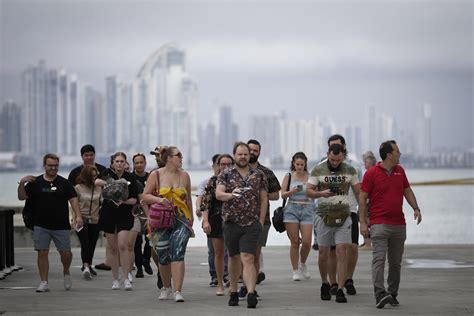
[2,168,473,245]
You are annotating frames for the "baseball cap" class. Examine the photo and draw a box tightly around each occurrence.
[149,147,160,155]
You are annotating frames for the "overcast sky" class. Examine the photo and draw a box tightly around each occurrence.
[1,0,472,149]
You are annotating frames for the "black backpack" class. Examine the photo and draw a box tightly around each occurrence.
[22,197,35,231]
[271,172,291,233]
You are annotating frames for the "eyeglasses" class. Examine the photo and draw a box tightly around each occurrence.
[219,163,232,167]
[46,164,59,168]
[171,152,183,158]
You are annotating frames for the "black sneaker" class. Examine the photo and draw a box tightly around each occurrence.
[94,263,111,271]
[320,283,331,301]
[247,292,258,308]
[335,289,347,303]
[89,267,97,276]
[312,244,318,251]
[376,293,393,309]
[256,272,265,285]
[209,278,218,287]
[254,290,262,300]
[390,295,399,306]
[344,279,356,295]
[143,261,153,275]
[135,268,144,278]
[330,283,338,295]
[157,272,163,289]
[238,285,248,300]
[228,292,239,306]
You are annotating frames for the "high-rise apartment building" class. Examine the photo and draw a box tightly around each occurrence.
[134,44,200,166]
[106,75,133,152]
[0,100,21,152]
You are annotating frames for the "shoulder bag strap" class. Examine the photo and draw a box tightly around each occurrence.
[88,185,95,217]
[281,172,291,208]
[154,170,161,197]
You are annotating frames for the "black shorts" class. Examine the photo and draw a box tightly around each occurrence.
[350,212,359,244]
[207,213,223,239]
[99,204,134,234]
[223,221,262,257]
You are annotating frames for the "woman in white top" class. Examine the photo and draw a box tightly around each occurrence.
[280,152,315,281]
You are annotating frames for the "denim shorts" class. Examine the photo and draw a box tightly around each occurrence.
[283,202,315,225]
[33,226,71,251]
[152,214,191,265]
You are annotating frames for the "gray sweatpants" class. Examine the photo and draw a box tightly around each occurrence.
[370,224,406,298]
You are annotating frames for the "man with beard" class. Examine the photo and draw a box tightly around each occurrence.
[18,153,83,292]
[216,142,268,308]
[307,144,360,304]
[236,139,280,301]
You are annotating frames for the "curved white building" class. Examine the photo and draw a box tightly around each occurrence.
[133,44,200,166]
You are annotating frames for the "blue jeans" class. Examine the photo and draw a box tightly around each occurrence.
[208,238,229,279]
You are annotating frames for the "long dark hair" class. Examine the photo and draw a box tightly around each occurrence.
[290,152,308,172]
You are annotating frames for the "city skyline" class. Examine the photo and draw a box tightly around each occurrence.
[1,0,472,153]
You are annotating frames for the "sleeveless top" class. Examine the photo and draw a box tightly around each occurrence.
[288,173,311,203]
[159,187,191,221]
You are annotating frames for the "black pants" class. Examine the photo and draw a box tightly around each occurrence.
[134,233,152,268]
[77,223,100,265]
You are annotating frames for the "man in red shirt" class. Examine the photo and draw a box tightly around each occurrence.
[359,140,422,309]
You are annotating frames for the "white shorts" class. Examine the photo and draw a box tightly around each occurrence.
[315,215,352,246]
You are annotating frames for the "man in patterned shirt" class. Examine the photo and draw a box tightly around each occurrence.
[246,139,281,291]
[216,142,268,308]
[307,144,360,304]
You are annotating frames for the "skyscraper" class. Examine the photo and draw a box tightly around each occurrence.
[0,100,21,152]
[134,44,199,166]
[417,103,432,154]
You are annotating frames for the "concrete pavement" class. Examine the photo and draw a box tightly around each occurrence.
[0,245,473,315]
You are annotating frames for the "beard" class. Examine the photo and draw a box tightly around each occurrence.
[236,160,248,168]
[249,154,259,164]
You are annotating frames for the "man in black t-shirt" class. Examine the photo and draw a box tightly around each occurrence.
[18,153,82,293]
[68,144,106,185]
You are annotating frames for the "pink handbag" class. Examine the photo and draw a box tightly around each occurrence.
[148,170,176,230]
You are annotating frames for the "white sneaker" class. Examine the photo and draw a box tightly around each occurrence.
[300,263,311,279]
[36,281,50,292]
[159,287,172,300]
[175,291,184,302]
[127,272,134,283]
[82,267,91,280]
[124,279,133,291]
[112,280,120,290]
[63,274,72,290]
[292,269,302,281]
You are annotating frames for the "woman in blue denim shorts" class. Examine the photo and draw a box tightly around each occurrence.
[280,152,315,281]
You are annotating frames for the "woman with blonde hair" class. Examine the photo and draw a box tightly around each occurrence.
[143,146,193,302]
[96,152,138,290]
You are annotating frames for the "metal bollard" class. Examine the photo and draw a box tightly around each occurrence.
[0,209,19,280]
